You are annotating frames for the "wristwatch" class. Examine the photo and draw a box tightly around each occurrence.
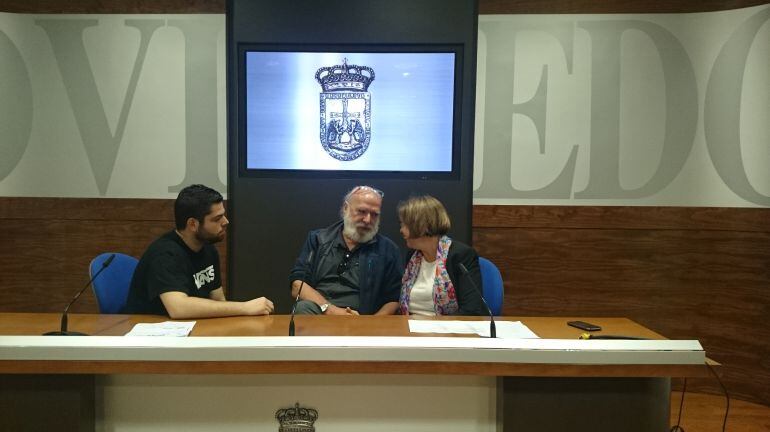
[319,303,330,314]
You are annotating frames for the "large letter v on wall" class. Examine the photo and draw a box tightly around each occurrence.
[36,19,163,195]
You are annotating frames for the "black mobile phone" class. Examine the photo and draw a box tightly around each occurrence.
[567,321,602,332]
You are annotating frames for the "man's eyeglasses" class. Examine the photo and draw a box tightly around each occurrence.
[354,185,384,197]
[346,185,384,201]
[337,251,352,275]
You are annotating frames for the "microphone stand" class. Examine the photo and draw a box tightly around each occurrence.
[289,251,313,336]
[288,281,305,336]
[459,263,496,338]
[44,253,116,336]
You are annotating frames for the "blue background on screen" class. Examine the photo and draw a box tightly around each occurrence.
[245,51,455,171]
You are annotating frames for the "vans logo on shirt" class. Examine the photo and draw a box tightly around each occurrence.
[193,265,215,289]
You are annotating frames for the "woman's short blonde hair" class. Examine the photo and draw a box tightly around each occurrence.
[397,195,451,238]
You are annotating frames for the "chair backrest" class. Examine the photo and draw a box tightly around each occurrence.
[90,252,138,314]
[478,257,504,316]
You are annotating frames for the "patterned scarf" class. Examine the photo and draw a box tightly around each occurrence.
[400,235,458,315]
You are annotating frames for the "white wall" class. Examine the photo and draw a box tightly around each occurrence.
[0,5,767,206]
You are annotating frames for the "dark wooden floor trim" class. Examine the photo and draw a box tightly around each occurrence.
[1,0,767,14]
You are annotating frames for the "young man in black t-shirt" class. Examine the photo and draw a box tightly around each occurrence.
[122,184,273,318]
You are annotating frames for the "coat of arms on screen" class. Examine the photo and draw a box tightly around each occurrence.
[275,402,318,432]
[316,59,374,161]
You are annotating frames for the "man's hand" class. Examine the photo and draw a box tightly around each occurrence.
[242,297,274,315]
[325,304,358,315]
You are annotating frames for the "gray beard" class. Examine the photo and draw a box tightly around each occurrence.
[342,213,379,244]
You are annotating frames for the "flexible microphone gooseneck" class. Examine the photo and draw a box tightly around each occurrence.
[458,263,496,338]
[44,253,116,336]
[288,251,313,336]
[288,281,305,337]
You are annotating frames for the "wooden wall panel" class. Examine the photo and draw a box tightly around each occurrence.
[0,197,173,221]
[474,204,769,232]
[472,205,770,407]
[1,0,767,13]
[0,199,227,314]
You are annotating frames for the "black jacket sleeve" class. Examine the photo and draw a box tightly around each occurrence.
[380,238,404,305]
[446,241,487,316]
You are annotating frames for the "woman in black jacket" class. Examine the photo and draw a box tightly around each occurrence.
[397,195,486,316]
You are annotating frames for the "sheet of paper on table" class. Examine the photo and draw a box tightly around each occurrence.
[408,320,540,339]
[125,321,196,337]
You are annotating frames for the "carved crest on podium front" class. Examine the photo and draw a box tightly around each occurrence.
[275,402,319,432]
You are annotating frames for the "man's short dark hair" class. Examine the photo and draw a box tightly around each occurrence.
[174,184,224,230]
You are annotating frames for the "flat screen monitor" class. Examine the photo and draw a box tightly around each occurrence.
[239,45,461,178]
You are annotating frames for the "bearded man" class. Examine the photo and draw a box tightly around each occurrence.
[122,184,274,318]
[288,186,403,315]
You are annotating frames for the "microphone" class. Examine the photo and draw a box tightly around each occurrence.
[288,281,305,336]
[289,250,313,336]
[44,253,116,336]
[458,262,496,338]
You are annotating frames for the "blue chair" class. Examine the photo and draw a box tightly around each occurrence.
[478,257,504,316]
[90,252,138,313]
